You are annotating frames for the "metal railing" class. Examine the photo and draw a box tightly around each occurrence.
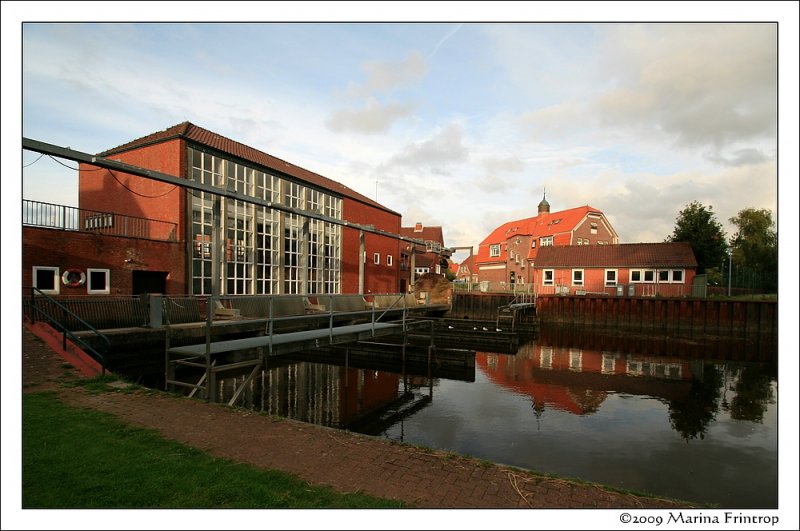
[27,287,110,375]
[22,199,178,242]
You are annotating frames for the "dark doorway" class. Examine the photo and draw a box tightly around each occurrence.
[132,271,168,295]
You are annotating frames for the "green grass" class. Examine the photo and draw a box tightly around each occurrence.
[22,392,405,509]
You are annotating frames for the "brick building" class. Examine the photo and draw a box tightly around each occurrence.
[474,194,619,289]
[398,222,450,282]
[532,242,698,297]
[25,122,404,296]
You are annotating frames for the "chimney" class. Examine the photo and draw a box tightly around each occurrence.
[414,222,423,232]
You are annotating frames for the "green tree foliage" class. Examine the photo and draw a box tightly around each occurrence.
[666,201,728,274]
[728,208,778,291]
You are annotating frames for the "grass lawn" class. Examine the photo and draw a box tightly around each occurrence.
[22,392,405,509]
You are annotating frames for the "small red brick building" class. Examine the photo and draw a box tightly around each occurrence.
[475,194,619,289]
[532,242,698,297]
[399,222,450,280]
[24,122,405,296]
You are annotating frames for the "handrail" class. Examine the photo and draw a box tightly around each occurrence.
[28,286,110,375]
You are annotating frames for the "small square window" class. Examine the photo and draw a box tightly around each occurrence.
[672,270,684,282]
[87,269,110,294]
[658,270,669,282]
[33,266,59,294]
[572,269,584,286]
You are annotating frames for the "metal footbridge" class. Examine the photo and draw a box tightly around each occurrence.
[165,294,442,404]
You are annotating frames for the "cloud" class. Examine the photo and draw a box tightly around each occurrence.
[325,98,415,134]
[388,123,469,170]
[517,24,777,158]
[344,51,428,98]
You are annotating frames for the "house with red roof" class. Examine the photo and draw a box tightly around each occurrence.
[532,242,698,297]
[455,254,477,283]
[399,222,451,283]
[475,194,619,289]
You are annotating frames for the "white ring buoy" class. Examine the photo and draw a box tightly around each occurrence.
[62,269,86,288]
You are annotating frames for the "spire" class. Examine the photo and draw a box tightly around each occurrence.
[537,189,550,214]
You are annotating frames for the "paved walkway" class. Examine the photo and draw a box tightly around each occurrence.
[21,325,696,511]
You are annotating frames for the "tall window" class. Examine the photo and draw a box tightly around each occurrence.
[490,244,500,257]
[543,269,554,286]
[605,269,617,286]
[187,147,341,295]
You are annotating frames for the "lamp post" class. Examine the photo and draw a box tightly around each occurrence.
[727,249,732,297]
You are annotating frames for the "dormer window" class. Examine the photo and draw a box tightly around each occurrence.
[490,244,501,257]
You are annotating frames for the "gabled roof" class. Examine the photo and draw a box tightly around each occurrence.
[99,121,397,215]
[476,205,609,263]
[399,225,444,245]
[533,242,697,269]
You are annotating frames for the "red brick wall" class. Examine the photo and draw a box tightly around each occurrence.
[79,138,186,234]
[23,226,186,295]
[534,267,696,297]
[341,199,401,294]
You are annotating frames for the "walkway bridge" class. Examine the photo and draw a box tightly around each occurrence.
[165,293,447,404]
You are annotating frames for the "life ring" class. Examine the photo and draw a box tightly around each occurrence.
[62,269,86,288]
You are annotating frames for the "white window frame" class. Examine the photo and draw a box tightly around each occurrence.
[386,255,393,267]
[542,269,554,286]
[658,269,670,283]
[630,269,657,283]
[32,266,60,295]
[572,269,584,286]
[671,270,684,283]
[540,236,553,247]
[87,268,111,295]
[490,244,500,257]
[605,269,617,286]
[373,252,380,265]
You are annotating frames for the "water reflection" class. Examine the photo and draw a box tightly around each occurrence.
[213,325,777,508]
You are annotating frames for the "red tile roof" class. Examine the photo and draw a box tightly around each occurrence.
[399,225,444,245]
[99,121,397,215]
[533,242,697,268]
[475,205,608,263]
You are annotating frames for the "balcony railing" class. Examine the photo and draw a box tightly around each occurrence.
[22,199,178,242]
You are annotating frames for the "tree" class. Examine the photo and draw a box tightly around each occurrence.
[728,208,778,291]
[666,201,728,274]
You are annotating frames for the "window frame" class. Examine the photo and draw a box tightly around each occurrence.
[542,269,554,286]
[604,269,618,286]
[86,268,111,295]
[572,269,584,286]
[386,254,393,267]
[540,236,554,247]
[32,266,60,295]
[489,244,501,257]
[373,252,380,265]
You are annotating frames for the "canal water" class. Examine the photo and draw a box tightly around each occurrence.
[213,326,778,508]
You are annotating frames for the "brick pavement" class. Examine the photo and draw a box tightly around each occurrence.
[21,325,697,510]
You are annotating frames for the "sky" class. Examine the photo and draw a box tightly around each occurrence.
[7,3,797,268]
[4,2,799,530]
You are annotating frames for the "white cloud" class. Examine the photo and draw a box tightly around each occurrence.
[325,98,415,134]
[344,51,428,99]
